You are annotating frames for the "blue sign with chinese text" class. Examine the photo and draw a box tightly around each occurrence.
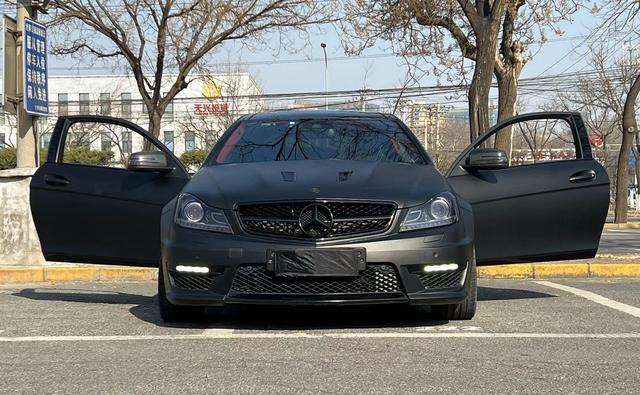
[23,18,48,116]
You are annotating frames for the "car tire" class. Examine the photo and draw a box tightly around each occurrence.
[431,259,477,321]
[158,265,207,322]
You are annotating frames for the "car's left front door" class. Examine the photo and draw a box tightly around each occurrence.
[30,116,189,267]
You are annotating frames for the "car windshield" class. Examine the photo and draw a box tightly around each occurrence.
[213,118,426,164]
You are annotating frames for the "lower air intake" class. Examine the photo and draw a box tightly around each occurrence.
[418,270,465,289]
[230,264,402,295]
[170,272,216,290]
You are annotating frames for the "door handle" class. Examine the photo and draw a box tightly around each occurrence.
[43,174,70,186]
[569,169,596,183]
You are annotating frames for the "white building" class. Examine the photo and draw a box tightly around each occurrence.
[0,72,264,157]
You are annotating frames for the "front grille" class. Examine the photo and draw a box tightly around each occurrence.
[230,264,402,295]
[237,201,396,239]
[418,270,465,289]
[170,272,217,290]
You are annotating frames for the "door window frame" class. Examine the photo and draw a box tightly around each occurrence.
[46,115,189,177]
[446,112,593,177]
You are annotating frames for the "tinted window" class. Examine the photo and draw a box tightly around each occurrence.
[214,118,425,164]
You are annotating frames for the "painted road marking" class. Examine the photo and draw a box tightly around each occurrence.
[1,333,640,342]
[416,326,482,332]
[535,281,640,319]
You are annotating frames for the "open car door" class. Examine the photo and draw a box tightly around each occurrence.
[446,112,610,265]
[30,116,190,267]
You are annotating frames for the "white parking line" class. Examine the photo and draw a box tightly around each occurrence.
[0,332,640,342]
[535,281,640,319]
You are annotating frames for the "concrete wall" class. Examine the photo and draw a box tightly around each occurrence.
[0,168,45,266]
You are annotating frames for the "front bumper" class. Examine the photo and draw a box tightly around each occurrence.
[161,216,475,307]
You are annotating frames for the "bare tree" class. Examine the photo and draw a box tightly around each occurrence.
[47,0,333,138]
[343,0,586,144]
[597,0,640,223]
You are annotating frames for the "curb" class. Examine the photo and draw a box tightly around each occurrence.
[0,263,639,284]
[604,223,640,229]
[0,266,158,284]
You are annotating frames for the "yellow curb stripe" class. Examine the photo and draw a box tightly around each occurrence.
[44,267,99,282]
[531,263,590,278]
[589,264,640,278]
[478,264,534,279]
[604,223,640,229]
[97,267,157,282]
[0,267,44,283]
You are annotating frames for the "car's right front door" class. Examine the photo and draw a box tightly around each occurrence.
[446,112,610,265]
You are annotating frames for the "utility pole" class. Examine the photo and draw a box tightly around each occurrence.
[15,0,37,168]
[320,43,328,111]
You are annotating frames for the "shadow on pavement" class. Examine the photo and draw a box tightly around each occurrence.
[12,285,555,330]
[478,286,555,301]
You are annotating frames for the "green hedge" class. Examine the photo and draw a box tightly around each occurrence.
[63,147,114,166]
[0,147,113,169]
[0,148,17,170]
[180,149,209,169]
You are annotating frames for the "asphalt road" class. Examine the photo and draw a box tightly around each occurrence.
[1,279,639,394]
[599,228,640,256]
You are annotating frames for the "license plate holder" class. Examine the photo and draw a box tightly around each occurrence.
[267,248,366,277]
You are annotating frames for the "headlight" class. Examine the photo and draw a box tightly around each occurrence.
[400,192,457,232]
[174,193,233,233]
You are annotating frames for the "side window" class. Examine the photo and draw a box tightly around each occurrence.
[61,121,160,168]
[481,118,577,167]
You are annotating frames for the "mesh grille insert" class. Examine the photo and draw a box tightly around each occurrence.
[170,272,217,290]
[230,264,402,295]
[237,201,396,239]
[417,270,465,289]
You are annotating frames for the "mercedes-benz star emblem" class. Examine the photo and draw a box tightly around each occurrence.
[299,204,333,238]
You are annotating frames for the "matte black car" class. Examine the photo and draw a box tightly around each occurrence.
[30,111,609,322]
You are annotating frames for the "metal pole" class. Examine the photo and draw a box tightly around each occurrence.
[435,103,441,152]
[16,0,37,168]
[321,43,328,110]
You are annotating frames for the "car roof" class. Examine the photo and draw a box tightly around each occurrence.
[243,110,394,121]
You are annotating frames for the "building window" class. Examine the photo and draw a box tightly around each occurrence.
[165,93,174,122]
[99,93,111,116]
[101,132,112,151]
[58,93,68,115]
[121,93,132,120]
[122,131,132,154]
[0,112,5,126]
[0,133,5,148]
[185,131,195,152]
[163,130,174,152]
[79,93,90,114]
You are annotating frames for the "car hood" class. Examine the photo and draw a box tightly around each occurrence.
[185,160,450,209]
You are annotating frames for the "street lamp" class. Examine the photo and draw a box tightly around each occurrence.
[321,43,328,110]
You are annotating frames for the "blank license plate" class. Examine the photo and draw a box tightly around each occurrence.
[268,248,366,277]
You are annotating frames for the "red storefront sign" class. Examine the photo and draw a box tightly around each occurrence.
[194,102,229,115]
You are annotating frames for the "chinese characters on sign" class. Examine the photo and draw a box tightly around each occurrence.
[23,18,48,116]
[194,102,228,116]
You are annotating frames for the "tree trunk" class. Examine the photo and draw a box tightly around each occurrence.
[468,30,498,143]
[145,105,164,151]
[494,71,518,158]
[614,74,640,224]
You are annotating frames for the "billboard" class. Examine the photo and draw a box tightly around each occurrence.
[23,17,48,116]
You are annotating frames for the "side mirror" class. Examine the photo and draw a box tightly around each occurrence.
[464,148,509,171]
[128,151,173,174]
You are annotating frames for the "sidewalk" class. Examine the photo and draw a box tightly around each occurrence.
[1,259,639,284]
